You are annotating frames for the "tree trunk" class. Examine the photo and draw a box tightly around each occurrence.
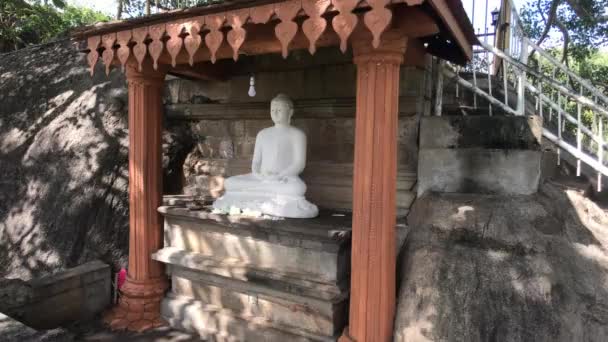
[146,0,151,15]
[116,0,123,20]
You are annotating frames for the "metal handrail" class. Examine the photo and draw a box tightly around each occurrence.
[524,38,608,106]
[454,0,607,190]
[479,41,608,119]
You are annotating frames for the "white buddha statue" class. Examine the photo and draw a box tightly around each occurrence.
[212,94,319,218]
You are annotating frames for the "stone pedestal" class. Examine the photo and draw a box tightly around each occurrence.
[104,62,169,331]
[153,202,352,341]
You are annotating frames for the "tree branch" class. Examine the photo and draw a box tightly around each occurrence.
[554,19,569,62]
[564,0,595,21]
[537,0,560,46]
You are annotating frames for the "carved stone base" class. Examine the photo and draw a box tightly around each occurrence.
[103,277,169,332]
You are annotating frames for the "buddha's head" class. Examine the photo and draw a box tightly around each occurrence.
[270,93,294,126]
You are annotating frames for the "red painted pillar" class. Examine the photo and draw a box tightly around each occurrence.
[104,61,168,332]
[341,35,407,342]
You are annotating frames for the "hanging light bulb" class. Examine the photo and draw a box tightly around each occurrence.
[248,74,256,97]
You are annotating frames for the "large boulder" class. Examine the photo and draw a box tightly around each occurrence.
[395,182,608,341]
[0,39,192,280]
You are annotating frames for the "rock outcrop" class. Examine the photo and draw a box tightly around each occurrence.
[0,39,192,280]
[395,181,608,341]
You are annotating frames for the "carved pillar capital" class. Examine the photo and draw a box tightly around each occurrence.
[352,30,408,65]
[125,60,167,86]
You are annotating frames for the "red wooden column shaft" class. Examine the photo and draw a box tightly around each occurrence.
[104,61,168,332]
[342,36,407,342]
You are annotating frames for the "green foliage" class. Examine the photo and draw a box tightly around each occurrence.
[0,0,109,52]
[519,0,608,62]
[118,0,218,19]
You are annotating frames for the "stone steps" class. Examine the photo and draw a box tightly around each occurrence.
[417,115,543,195]
[162,294,337,342]
[154,204,352,341]
[153,247,346,301]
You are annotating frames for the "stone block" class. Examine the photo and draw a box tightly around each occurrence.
[162,294,337,342]
[9,260,111,329]
[153,247,346,301]
[195,120,231,138]
[244,120,272,138]
[0,312,39,342]
[170,272,347,336]
[161,208,351,284]
[417,115,542,196]
[419,115,542,150]
[418,148,542,195]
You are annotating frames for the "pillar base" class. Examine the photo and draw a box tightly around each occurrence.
[103,276,168,332]
[339,327,356,342]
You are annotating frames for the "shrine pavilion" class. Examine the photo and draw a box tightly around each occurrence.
[72,0,476,340]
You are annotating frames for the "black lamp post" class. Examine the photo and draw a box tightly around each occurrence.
[491,8,500,27]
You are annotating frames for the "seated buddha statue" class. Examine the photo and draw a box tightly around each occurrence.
[212,94,318,218]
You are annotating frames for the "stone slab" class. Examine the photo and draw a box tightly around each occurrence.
[161,208,351,283]
[163,219,346,283]
[152,247,346,301]
[4,260,111,329]
[418,115,542,196]
[418,148,541,195]
[162,294,337,342]
[419,115,542,150]
[170,274,347,336]
[0,312,39,341]
[160,207,352,246]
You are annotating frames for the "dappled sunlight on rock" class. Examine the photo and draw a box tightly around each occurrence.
[0,39,192,280]
[450,205,474,222]
[395,181,608,341]
[573,243,608,268]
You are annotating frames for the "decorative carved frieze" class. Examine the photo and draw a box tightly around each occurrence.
[302,0,331,55]
[166,20,185,67]
[332,0,358,53]
[101,33,116,75]
[227,9,249,61]
[204,14,225,64]
[116,30,132,71]
[148,24,166,70]
[184,17,204,66]
[85,0,412,75]
[86,36,100,76]
[274,0,301,58]
[132,27,148,71]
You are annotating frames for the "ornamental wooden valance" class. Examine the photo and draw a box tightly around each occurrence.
[73,0,477,76]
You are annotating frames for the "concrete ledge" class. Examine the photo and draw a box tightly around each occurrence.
[4,260,111,329]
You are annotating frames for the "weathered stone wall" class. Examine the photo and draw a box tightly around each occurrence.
[165,49,427,214]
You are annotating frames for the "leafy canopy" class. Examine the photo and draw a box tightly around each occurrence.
[520,0,608,62]
[0,0,109,52]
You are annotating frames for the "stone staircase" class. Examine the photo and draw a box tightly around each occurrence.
[152,199,352,341]
[417,115,543,196]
